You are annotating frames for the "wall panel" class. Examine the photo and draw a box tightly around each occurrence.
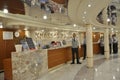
[0,29,25,70]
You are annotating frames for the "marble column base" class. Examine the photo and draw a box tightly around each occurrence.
[105,51,110,59]
[87,57,93,68]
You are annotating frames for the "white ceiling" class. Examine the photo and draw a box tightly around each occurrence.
[68,0,112,27]
[0,0,120,32]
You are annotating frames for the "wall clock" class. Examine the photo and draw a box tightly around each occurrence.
[14,31,20,37]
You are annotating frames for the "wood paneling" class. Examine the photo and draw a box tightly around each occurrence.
[48,48,67,68]
[3,58,12,80]
[48,44,100,68]
[0,0,25,14]
[0,29,25,70]
[93,44,100,54]
[48,46,84,68]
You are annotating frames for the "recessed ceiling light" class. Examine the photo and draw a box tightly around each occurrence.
[0,25,3,28]
[41,30,44,32]
[24,28,28,31]
[3,8,8,13]
[95,68,98,72]
[73,24,77,27]
[84,11,87,14]
[112,76,116,80]
[88,4,91,7]
[107,18,110,22]
[83,78,86,80]
[43,15,47,19]
[116,30,118,33]
[93,27,96,30]
[117,68,119,72]
[111,28,114,30]
[82,16,85,18]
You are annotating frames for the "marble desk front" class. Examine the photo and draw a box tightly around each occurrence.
[11,49,48,80]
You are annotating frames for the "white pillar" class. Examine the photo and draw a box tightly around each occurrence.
[103,7,109,24]
[86,24,93,68]
[104,28,110,59]
[103,7,110,59]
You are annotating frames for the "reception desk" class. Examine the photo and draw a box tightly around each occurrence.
[3,44,100,80]
[48,46,84,68]
[48,44,100,68]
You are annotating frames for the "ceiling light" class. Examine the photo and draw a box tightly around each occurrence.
[95,68,98,72]
[111,28,114,30]
[43,15,47,19]
[107,18,110,22]
[112,30,114,33]
[41,30,44,32]
[93,27,96,30]
[83,78,86,80]
[88,4,91,7]
[116,30,118,33]
[0,25,3,28]
[73,24,77,27]
[112,76,116,80]
[117,68,119,72]
[3,8,8,13]
[82,16,85,19]
[24,28,28,31]
[84,11,87,14]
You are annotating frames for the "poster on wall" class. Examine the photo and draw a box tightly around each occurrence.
[3,31,13,40]
[26,37,36,50]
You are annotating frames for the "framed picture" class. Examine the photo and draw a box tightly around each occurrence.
[3,31,13,40]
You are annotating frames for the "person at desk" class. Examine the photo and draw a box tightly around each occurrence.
[71,33,81,64]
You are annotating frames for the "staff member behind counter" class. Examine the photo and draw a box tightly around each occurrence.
[71,33,81,64]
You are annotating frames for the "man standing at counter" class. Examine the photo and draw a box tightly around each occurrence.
[71,33,81,64]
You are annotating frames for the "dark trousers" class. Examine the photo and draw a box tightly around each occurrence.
[113,43,118,53]
[83,44,86,59]
[72,48,79,63]
[100,46,104,55]
[109,44,111,54]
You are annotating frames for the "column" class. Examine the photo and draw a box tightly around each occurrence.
[103,7,110,59]
[86,24,93,68]
[102,7,109,24]
[104,28,110,59]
